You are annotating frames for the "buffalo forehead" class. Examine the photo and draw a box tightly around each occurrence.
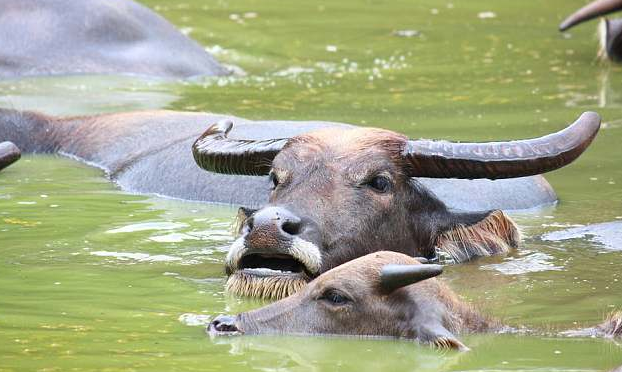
[279,128,406,166]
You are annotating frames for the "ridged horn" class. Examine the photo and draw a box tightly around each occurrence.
[192,119,288,175]
[380,264,443,293]
[402,111,600,179]
[559,0,622,31]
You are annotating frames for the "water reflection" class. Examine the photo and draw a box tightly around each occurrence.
[210,335,464,372]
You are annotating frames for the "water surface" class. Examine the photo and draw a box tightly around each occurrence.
[1,0,622,371]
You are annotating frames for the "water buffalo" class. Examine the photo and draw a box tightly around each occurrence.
[192,112,601,299]
[208,251,622,350]
[560,0,622,62]
[0,141,20,171]
[0,0,227,79]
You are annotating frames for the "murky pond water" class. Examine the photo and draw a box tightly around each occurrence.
[1,0,622,371]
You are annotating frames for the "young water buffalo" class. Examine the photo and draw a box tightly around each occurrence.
[0,141,20,172]
[208,251,622,350]
[560,0,622,62]
[0,0,227,79]
[192,112,601,299]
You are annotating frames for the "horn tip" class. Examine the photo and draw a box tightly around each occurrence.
[215,118,234,134]
[559,19,573,32]
[578,111,602,128]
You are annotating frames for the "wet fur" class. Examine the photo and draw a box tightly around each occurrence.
[226,272,308,300]
[435,210,520,262]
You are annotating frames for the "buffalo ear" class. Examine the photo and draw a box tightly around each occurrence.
[380,264,443,293]
[435,210,520,263]
[234,207,257,235]
[418,324,469,352]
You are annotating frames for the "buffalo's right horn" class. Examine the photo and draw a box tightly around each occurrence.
[402,111,600,179]
[380,264,443,293]
[192,119,288,176]
[559,0,622,31]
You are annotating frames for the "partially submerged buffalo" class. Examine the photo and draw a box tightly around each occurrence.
[0,108,564,210]
[0,141,20,171]
[192,112,601,299]
[560,0,622,62]
[208,251,622,350]
[0,0,227,79]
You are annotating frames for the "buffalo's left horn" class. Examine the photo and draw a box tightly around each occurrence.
[192,119,288,175]
[0,141,21,171]
[402,111,600,179]
[380,264,443,293]
[559,0,622,31]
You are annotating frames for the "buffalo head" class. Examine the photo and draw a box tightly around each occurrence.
[193,112,600,299]
[207,251,494,350]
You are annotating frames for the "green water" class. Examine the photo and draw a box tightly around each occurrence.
[1,0,622,370]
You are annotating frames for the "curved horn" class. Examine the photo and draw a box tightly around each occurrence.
[0,141,21,171]
[402,111,600,180]
[559,0,622,31]
[380,264,443,293]
[192,119,288,176]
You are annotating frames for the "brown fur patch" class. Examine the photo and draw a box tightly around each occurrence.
[226,272,307,300]
[285,127,409,165]
[435,210,520,263]
[436,285,498,334]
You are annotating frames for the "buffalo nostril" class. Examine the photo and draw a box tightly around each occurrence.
[215,321,238,332]
[210,315,239,333]
[281,220,302,235]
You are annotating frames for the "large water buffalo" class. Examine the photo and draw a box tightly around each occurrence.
[560,0,622,62]
[0,0,227,79]
[192,112,601,299]
[0,141,20,171]
[208,251,622,350]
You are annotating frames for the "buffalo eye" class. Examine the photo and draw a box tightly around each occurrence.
[268,171,279,190]
[319,289,351,306]
[366,175,392,193]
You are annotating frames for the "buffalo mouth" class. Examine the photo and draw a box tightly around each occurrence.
[225,236,322,299]
[226,251,317,300]
[238,253,311,277]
